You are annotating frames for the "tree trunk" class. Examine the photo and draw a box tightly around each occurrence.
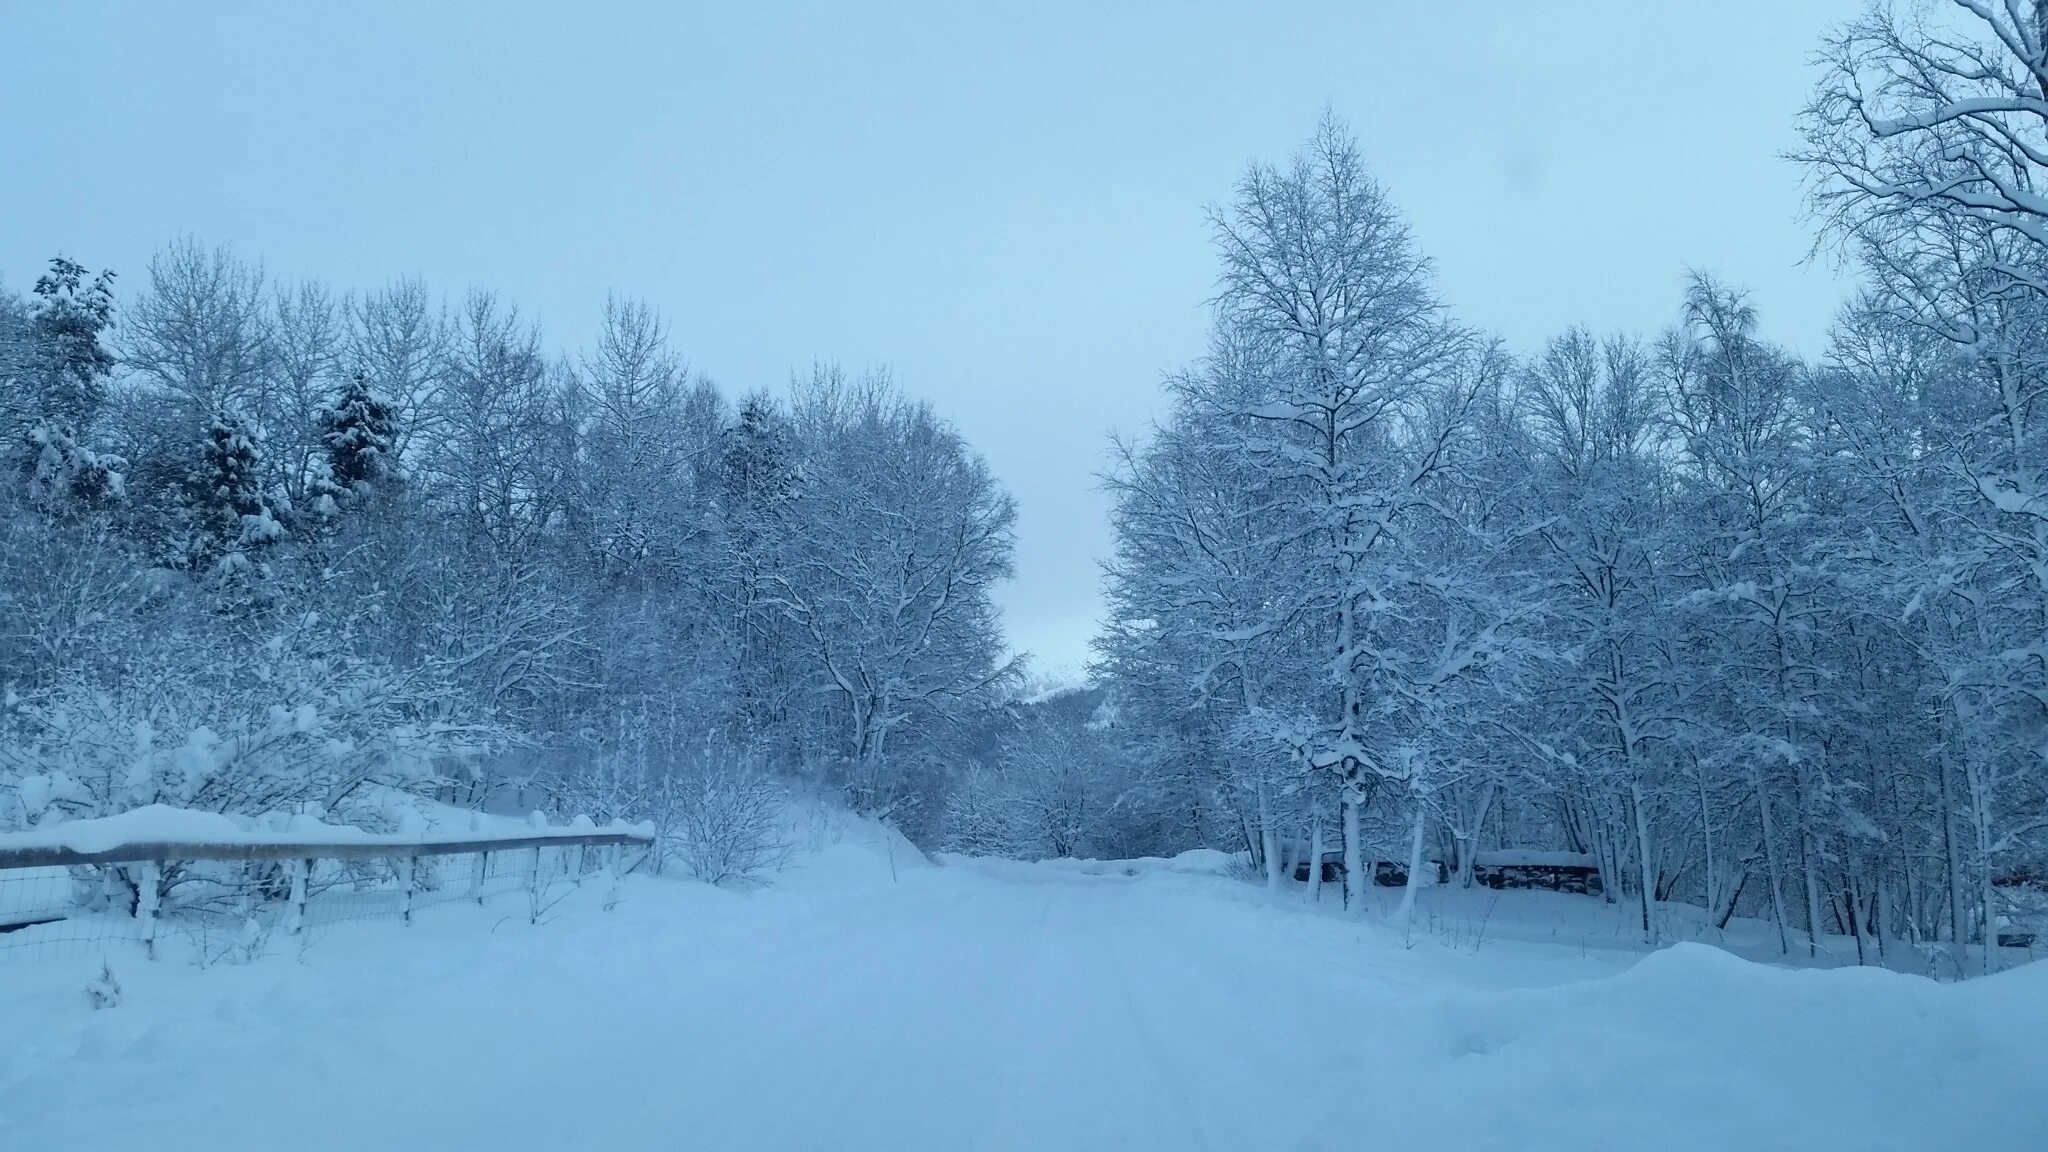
[1583,798,1620,905]
[1801,831,1827,959]
[1967,758,1998,976]
[1257,781,1281,891]
[1306,808,1325,904]
[1754,768,1791,954]
[1341,781,1365,915]
[1631,781,1658,946]
[1977,819,1998,976]
[1904,862,1924,947]
[1939,747,1972,974]
[1714,865,1750,932]
[1395,800,1427,930]
[1697,771,1721,922]
[1450,782,1494,891]
[1845,866,1868,966]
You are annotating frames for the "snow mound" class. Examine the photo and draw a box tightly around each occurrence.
[1414,942,2048,1149]
[1158,847,1240,874]
[0,805,260,852]
[767,802,931,894]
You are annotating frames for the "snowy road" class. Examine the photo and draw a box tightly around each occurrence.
[4,843,2045,1152]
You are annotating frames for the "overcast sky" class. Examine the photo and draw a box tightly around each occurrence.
[2,1,1866,678]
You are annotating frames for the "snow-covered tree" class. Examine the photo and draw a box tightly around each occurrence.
[180,414,285,574]
[1801,0,2048,968]
[1196,115,1511,913]
[120,239,273,426]
[319,372,399,502]
[773,368,1018,830]
[11,256,117,435]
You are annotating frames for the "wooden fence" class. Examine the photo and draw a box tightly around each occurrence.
[0,827,657,961]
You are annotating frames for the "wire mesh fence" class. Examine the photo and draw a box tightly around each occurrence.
[0,831,654,966]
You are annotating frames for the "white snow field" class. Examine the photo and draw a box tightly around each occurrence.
[3,816,2044,1152]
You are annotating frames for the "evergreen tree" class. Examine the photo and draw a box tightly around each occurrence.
[25,256,117,431]
[24,421,125,511]
[182,415,283,571]
[4,257,117,490]
[718,393,795,531]
[717,393,797,738]
[319,371,399,501]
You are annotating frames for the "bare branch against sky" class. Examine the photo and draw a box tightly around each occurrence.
[0,1,1862,674]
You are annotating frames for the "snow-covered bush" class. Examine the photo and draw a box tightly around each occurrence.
[942,704,1122,860]
[663,753,789,887]
[84,961,121,1010]
[0,616,491,829]
[181,914,272,969]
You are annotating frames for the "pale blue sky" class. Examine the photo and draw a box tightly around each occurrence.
[2,1,1863,675]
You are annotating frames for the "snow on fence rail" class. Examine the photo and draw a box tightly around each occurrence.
[0,810,656,964]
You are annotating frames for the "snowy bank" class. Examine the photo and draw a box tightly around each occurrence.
[764,802,932,894]
[1412,941,2048,1150]
[3,850,2042,1151]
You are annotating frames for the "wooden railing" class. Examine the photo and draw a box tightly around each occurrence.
[0,826,657,960]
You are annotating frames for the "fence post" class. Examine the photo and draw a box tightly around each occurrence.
[605,843,623,911]
[135,860,161,961]
[287,858,309,936]
[527,844,543,924]
[400,855,417,925]
[473,850,488,905]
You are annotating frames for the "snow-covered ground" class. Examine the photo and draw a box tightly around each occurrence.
[3,817,2043,1152]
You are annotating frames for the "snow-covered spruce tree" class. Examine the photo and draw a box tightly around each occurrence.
[179,414,284,574]
[716,390,800,744]
[23,422,125,513]
[12,257,117,437]
[318,372,399,505]
[0,258,125,514]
